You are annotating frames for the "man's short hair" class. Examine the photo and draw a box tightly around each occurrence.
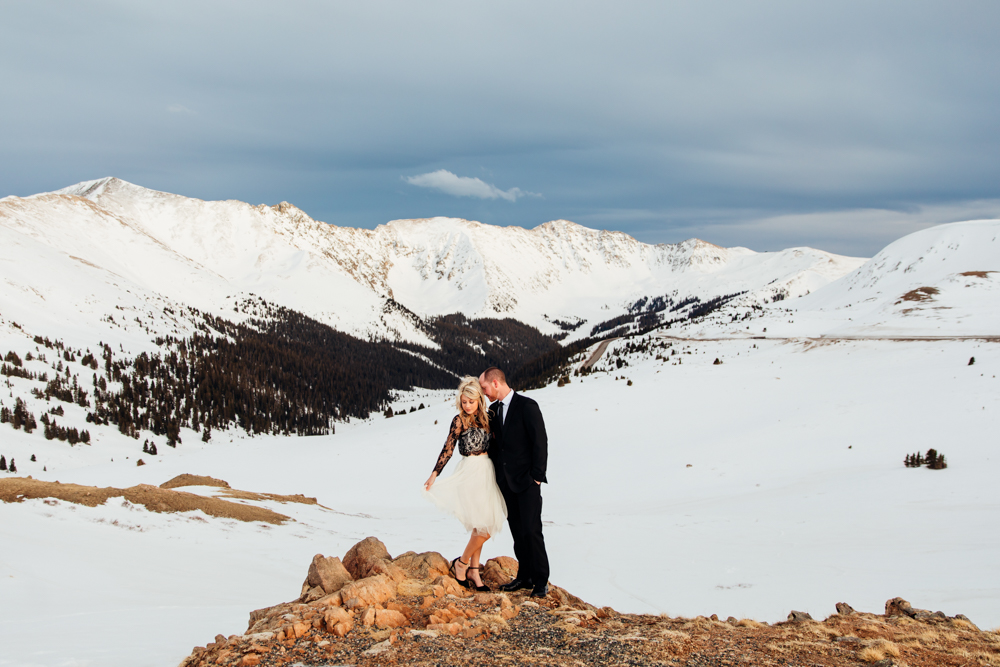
[482,367,506,384]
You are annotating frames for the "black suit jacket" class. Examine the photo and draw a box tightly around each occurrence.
[489,392,548,494]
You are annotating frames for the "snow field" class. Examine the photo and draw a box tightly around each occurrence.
[2,336,998,667]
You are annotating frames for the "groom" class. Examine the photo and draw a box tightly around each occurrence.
[479,367,550,598]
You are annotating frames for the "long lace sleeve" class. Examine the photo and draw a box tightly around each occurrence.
[432,415,463,475]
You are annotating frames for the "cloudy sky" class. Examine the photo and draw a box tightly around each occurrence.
[3,1,999,256]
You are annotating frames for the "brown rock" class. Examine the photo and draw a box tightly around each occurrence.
[787,610,813,622]
[292,621,311,638]
[324,607,352,633]
[310,591,342,608]
[240,655,261,666]
[305,554,353,595]
[339,575,396,608]
[835,602,856,616]
[302,586,325,603]
[500,606,518,620]
[361,607,376,627]
[431,575,468,597]
[342,537,391,579]
[885,597,915,618]
[392,551,450,579]
[482,556,519,588]
[397,579,434,597]
[375,609,408,628]
[332,622,350,637]
[369,558,408,584]
[386,601,412,618]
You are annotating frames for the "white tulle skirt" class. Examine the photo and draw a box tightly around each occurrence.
[423,455,508,537]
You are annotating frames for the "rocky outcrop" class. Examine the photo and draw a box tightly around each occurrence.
[178,538,993,667]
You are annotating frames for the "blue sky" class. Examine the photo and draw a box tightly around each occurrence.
[3,1,999,256]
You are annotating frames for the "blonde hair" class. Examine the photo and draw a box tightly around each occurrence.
[455,376,491,430]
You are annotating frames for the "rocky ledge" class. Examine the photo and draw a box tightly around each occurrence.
[180,537,999,667]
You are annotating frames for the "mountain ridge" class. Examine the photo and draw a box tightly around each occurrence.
[1,176,865,349]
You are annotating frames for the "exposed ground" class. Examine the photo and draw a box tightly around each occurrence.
[179,539,1000,667]
[184,588,1000,667]
[0,475,291,524]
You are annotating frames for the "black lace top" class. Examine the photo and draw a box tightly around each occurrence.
[431,414,490,475]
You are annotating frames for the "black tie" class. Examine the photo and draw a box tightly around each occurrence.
[497,402,504,430]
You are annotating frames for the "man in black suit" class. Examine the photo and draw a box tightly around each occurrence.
[478,366,550,598]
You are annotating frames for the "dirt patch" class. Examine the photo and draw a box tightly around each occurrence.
[161,473,319,506]
[161,474,232,489]
[218,488,319,506]
[0,477,290,524]
[899,286,940,302]
[960,271,996,278]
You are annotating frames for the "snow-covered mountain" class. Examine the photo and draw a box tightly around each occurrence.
[0,177,864,351]
[676,219,1000,339]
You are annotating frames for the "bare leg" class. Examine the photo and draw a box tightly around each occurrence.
[464,532,490,587]
[455,533,489,583]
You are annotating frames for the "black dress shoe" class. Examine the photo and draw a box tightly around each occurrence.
[499,578,533,592]
[529,583,549,598]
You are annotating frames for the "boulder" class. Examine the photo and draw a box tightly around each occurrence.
[369,558,408,584]
[323,607,353,634]
[392,551,449,579]
[310,591,343,608]
[885,597,917,618]
[302,586,326,603]
[343,537,391,579]
[392,551,450,580]
[339,575,397,609]
[397,579,434,597]
[432,575,470,597]
[835,602,856,616]
[304,554,353,595]
[375,609,408,629]
[482,556,519,588]
[787,610,813,622]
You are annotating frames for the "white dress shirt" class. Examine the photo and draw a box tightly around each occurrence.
[499,389,515,425]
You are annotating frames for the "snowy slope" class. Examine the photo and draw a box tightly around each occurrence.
[672,220,1000,339]
[0,177,864,353]
[2,335,998,667]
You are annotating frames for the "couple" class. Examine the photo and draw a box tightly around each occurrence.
[422,367,550,598]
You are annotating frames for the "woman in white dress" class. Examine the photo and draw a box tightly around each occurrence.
[423,376,507,591]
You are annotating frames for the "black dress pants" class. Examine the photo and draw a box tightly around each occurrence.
[499,476,549,585]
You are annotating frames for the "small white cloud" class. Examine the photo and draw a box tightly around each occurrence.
[167,104,196,115]
[403,169,539,202]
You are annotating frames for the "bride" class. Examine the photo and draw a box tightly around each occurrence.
[423,376,507,591]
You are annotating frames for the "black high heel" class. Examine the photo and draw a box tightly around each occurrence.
[450,557,470,588]
[467,565,490,592]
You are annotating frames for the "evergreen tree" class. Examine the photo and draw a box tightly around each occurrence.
[0,455,6,471]
[30,454,36,462]
[8,459,15,473]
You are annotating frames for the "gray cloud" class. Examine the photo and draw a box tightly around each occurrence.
[1,0,998,256]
